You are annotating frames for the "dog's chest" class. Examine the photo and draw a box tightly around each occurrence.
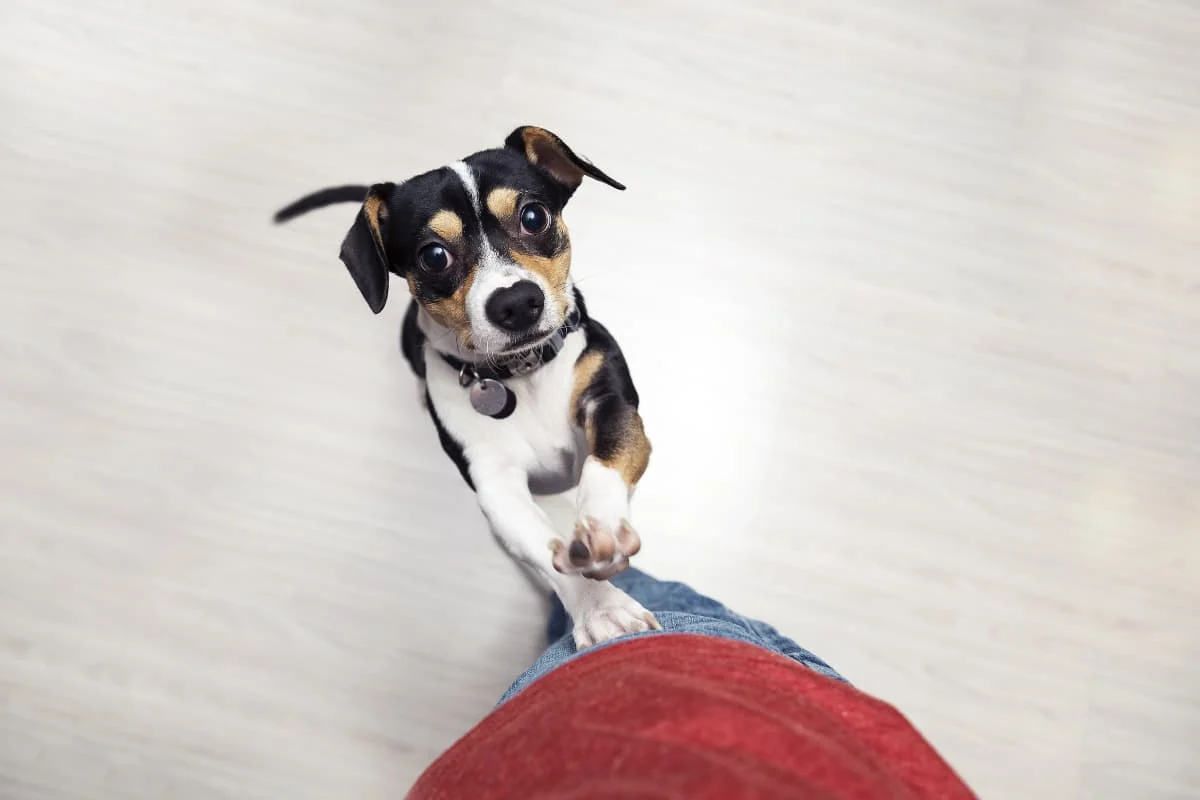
[425,333,587,492]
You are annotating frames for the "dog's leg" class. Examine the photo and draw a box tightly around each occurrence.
[567,457,642,579]
[556,388,651,579]
[472,461,659,649]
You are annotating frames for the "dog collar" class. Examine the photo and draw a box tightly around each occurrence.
[439,307,582,419]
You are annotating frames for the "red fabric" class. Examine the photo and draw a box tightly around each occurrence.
[407,635,975,800]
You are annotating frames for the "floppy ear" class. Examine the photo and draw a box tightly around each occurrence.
[339,182,395,314]
[505,126,626,193]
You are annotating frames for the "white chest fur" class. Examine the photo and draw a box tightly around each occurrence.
[424,331,588,494]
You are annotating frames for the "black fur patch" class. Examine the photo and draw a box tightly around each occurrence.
[400,300,426,379]
[426,390,474,490]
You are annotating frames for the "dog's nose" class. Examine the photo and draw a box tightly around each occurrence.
[485,280,545,332]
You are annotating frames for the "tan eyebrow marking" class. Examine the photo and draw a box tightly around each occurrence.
[485,187,520,220]
[427,210,463,241]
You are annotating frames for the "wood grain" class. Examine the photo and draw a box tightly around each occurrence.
[2,0,1198,797]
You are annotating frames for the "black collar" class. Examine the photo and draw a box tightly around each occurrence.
[438,306,583,384]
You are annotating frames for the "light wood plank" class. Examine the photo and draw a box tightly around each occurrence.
[2,1,1198,797]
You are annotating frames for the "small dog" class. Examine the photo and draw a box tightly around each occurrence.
[275,127,659,647]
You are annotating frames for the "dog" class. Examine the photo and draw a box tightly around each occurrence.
[275,127,660,648]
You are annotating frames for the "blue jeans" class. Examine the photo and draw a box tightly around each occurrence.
[500,568,845,702]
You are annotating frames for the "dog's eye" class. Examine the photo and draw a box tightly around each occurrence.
[519,203,551,235]
[418,243,453,272]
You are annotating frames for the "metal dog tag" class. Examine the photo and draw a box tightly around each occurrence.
[469,378,514,418]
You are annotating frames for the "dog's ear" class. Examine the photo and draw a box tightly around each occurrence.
[505,126,625,193]
[339,182,395,314]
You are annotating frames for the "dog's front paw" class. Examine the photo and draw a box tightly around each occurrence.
[572,589,661,650]
[550,516,642,579]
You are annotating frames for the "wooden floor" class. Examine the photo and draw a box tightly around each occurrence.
[2,1,1198,797]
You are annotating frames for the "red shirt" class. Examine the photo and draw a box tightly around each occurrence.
[408,635,975,799]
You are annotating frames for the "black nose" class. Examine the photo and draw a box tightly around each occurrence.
[485,280,545,332]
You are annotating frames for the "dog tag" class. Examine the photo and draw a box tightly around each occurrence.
[469,378,515,418]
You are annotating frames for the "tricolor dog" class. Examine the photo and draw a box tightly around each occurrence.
[275,127,659,647]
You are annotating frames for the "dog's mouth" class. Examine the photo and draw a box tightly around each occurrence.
[496,327,557,355]
[459,324,556,356]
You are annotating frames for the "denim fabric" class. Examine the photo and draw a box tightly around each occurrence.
[500,568,845,703]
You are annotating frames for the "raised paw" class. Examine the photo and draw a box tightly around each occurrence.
[550,516,642,579]
[572,590,662,650]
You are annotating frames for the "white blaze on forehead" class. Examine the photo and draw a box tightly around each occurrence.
[446,158,564,351]
[448,161,481,214]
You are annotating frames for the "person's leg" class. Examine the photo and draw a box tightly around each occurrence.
[503,567,844,702]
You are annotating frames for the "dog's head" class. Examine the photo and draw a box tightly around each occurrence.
[341,126,623,354]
